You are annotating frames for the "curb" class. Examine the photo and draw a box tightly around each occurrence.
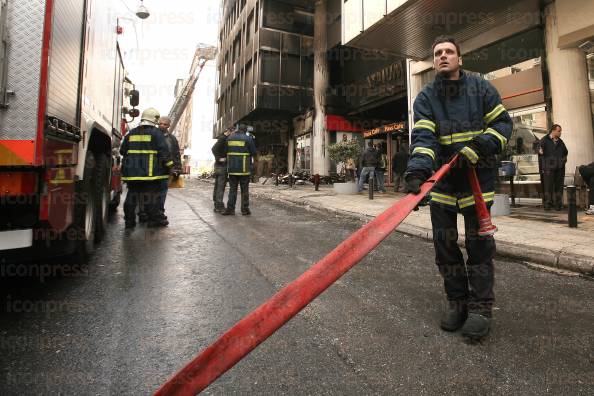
[252,187,594,277]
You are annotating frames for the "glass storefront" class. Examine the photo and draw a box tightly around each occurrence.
[295,134,311,171]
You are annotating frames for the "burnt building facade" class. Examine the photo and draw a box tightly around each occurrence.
[214,0,315,171]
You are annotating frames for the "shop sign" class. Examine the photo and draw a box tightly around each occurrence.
[363,121,405,138]
[366,61,405,89]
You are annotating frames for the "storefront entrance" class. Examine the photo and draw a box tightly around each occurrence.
[362,121,407,187]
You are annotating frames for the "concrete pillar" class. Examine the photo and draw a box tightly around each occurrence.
[312,0,330,175]
[407,60,434,142]
[287,136,295,173]
[545,3,594,178]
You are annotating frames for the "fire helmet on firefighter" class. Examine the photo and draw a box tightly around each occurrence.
[139,108,160,126]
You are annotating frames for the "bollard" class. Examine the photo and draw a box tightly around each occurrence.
[567,185,577,228]
[314,174,320,191]
[275,173,279,186]
[509,175,517,207]
[368,176,374,200]
[289,173,294,188]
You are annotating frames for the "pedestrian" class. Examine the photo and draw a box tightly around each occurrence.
[392,143,409,192]
[375,143,387,192]
[578,162,594,215]
[157,116,182,221]
[120,108,173,229]
[212,128,232,213]
[222,124,257,216]
[345,157,356,182]
[404,36,513,341]
[358,141,379,192]
[538,124,568,211]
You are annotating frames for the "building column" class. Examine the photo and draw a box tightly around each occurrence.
[287,135,295,173]
[407,59,433,142]
[312,0,330,175]
[545,3,594,177]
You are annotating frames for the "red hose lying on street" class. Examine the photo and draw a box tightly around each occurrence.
[153,155,460,396]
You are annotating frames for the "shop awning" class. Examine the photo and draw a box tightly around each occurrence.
[345,0,542,59]
[363,122,406,139]
[326,115,362,132]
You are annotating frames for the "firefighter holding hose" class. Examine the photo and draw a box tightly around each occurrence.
[404,36,513,341]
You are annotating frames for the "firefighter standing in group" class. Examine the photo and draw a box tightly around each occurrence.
[157,116,183,221]
[222,124,257,216]
[120,108,173,229]
[404,36,513,341]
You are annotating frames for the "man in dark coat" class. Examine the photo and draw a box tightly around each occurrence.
[538,124,568,211]
[358,141,379,192]
[392,142,409,192]
[211,128,232,213]
[578,162,594,215]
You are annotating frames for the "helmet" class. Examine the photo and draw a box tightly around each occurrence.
[139,108,160,126]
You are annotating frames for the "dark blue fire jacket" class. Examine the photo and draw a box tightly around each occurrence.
[406,69,513,212]
[120,125,173,181]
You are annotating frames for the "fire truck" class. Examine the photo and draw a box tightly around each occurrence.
[0,0,140,261]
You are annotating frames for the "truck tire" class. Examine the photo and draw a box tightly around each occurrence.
[94,153,111,240]
[72,151,97,261]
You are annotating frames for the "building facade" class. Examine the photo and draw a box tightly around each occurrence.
[214,0,315,174]
[342,0,594,188]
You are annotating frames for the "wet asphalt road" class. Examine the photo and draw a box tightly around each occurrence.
[1,180,593,395]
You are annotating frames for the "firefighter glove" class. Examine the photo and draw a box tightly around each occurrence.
[404,173,425,194]
[459,137,486,166]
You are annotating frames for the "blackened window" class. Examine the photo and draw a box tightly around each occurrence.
[281,54,300,86]
[262,0,313,36]
[260,51,280,84]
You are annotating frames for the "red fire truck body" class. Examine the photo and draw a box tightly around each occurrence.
[0,0,137,260]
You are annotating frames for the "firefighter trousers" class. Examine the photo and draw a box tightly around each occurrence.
[124,181,161,223]
[227,175,250,212]
[430,204,495,316]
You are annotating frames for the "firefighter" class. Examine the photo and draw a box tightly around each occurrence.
[157,116,182,220]
[222,124,257,216]
[404,36,513,341]
[120,108,173,229]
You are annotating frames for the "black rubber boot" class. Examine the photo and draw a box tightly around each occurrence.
[221,209,235,216]
[461,313,491,342]
[147,218,169,228]
[138,212,149,223]
[440,300,468,332]
[125,220,136,229]
[241,208,251,216]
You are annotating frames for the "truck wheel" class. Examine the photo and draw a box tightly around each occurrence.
[72,151,97,261]
[94,153,111,240]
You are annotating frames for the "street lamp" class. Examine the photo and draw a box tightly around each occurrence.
[136,0,150,19]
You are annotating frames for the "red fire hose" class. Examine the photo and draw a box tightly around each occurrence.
[154,155,496,395]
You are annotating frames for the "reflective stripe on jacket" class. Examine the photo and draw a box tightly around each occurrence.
[226,133,257,176]
[406,69,513,212]
[120,125,173,181]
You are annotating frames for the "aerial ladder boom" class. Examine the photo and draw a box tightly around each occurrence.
[167,43,217,133]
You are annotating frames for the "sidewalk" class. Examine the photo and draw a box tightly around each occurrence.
[236,180,594,276]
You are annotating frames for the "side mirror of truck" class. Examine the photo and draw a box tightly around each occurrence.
[129,89,140,107]
[128,108,140,118]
